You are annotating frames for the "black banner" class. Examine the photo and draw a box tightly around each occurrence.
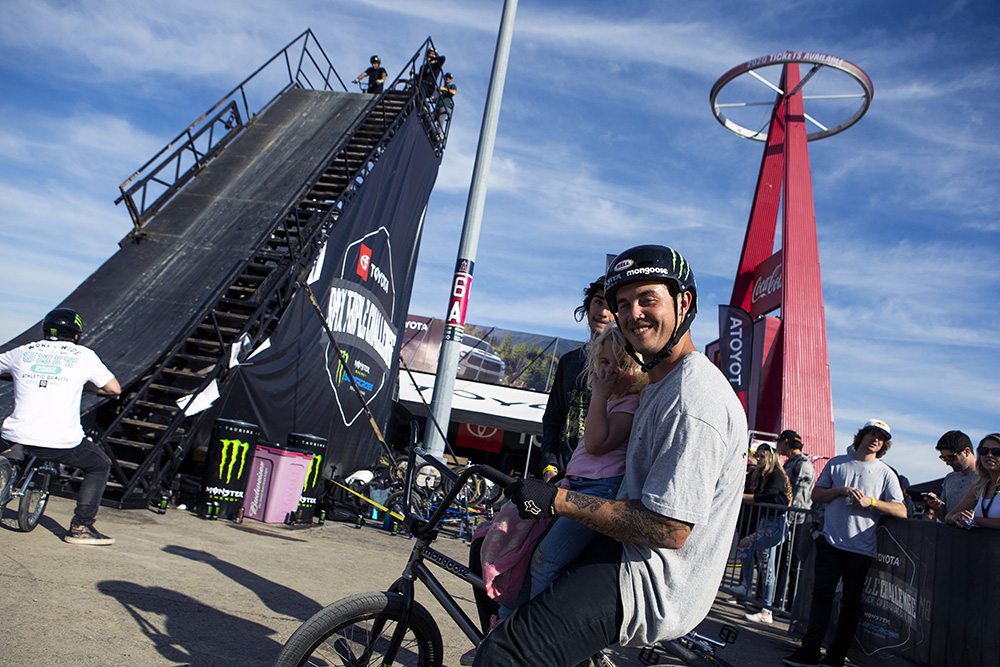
[220,113,439,477]
[791,518,1000,667]
[718,304,752,393]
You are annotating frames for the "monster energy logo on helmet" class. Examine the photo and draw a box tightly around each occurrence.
[42,307,84,341]
[605,245,697,312]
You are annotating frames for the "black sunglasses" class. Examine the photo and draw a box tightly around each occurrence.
[978,446,1000,458]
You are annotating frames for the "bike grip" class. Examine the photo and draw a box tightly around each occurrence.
[478,465,515,488]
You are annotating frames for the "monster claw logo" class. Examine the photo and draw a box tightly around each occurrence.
[204,437,252,505]
[335,351,351,386]
[303,454,323,493]
[218,439,250,484]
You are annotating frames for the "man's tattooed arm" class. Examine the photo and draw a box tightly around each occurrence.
[556,489,692,549]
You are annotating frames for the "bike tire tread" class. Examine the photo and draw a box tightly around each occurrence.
[274,590,443,667]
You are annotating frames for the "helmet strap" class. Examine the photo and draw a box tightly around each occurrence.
[613,292,694,374]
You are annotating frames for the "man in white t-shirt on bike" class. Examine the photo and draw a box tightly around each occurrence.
[0,308,120,545]
[475,246,748,666]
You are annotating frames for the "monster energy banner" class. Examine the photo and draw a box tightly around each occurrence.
[220,113,439,477]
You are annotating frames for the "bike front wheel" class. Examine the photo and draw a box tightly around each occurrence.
[274,591,443,667]
[17,466,50,532]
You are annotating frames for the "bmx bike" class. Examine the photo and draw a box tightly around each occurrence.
[275,435,512,667]
[275,423,738,667]
[0,447,55,532]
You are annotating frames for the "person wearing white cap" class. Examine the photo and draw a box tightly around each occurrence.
[783,419,906,667]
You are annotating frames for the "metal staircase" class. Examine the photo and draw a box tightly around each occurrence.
[68,36,445,508]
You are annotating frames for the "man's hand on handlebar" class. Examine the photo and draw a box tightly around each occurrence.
[505,478,558,520]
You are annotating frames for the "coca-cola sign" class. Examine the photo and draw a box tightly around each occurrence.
[750,251,783,318]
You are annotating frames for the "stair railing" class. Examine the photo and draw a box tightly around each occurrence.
[115,29,345,236]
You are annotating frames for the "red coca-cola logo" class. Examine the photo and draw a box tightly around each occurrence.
[751,263,782,304]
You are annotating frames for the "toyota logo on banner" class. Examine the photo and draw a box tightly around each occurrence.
[457,423,504,453]
[467,425,498,439]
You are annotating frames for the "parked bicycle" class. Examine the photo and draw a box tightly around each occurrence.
[0,446,55,532]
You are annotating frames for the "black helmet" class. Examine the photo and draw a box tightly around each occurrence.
[604,245,697,314]
[371,55,380,64]
[42,308,83,342]
[444,72,453,79]
[604,245,697,371]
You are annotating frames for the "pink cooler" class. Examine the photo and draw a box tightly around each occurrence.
[244,445,314,523]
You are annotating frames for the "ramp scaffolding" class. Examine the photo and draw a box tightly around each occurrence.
[0,32,449,508]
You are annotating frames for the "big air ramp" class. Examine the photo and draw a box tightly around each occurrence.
[1,36,445,507]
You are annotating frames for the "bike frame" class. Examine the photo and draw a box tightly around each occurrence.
[376,442,509,664]
[1,455,49,507]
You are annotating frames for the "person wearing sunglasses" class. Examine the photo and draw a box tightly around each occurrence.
[783,419,906,667]
[924,430,977,521]
[944,433,1000,530]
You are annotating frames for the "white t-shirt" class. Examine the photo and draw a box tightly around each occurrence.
[616,352,748,646]
[816,454,904,557]
[0,339,115,449]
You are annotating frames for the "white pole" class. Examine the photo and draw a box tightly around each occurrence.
[424,0,519,459]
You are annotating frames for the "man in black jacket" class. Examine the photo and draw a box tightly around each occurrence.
[538,277,611,481]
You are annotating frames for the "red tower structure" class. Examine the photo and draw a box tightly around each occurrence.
[709,52,873,462]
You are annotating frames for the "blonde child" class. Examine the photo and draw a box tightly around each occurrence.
[527,323,647,599]
[465,325,646,664]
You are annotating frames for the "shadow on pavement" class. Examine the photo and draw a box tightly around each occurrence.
[97,579,284,667]
[162,545,325,620]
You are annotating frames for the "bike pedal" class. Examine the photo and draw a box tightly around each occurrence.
[636,645,661,665]
[719,624,739,644]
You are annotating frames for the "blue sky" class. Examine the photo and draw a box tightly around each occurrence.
[1,0,997,486]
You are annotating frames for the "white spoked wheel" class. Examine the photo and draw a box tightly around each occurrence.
[710,51,874,142]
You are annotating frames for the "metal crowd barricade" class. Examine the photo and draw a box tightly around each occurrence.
[720,501,821,618]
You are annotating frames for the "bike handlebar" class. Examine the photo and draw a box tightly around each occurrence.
[412,446,516,489]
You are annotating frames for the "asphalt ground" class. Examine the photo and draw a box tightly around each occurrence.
[0,495,799,666]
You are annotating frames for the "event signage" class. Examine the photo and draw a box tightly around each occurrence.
[750,251,783,318]
[718,305,752,393]
[444,258,474,343]
[324,227,397,426]
[457,423,504,453]
[221,113,439,476]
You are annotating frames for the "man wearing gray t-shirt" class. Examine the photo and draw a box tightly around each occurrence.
[783,420,906,667]
[925,430,977,520]
[477,246,747,666]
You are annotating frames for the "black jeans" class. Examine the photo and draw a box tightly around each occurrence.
[802,536,874,660]
[474,533,624,667]
[13,438,111,527]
